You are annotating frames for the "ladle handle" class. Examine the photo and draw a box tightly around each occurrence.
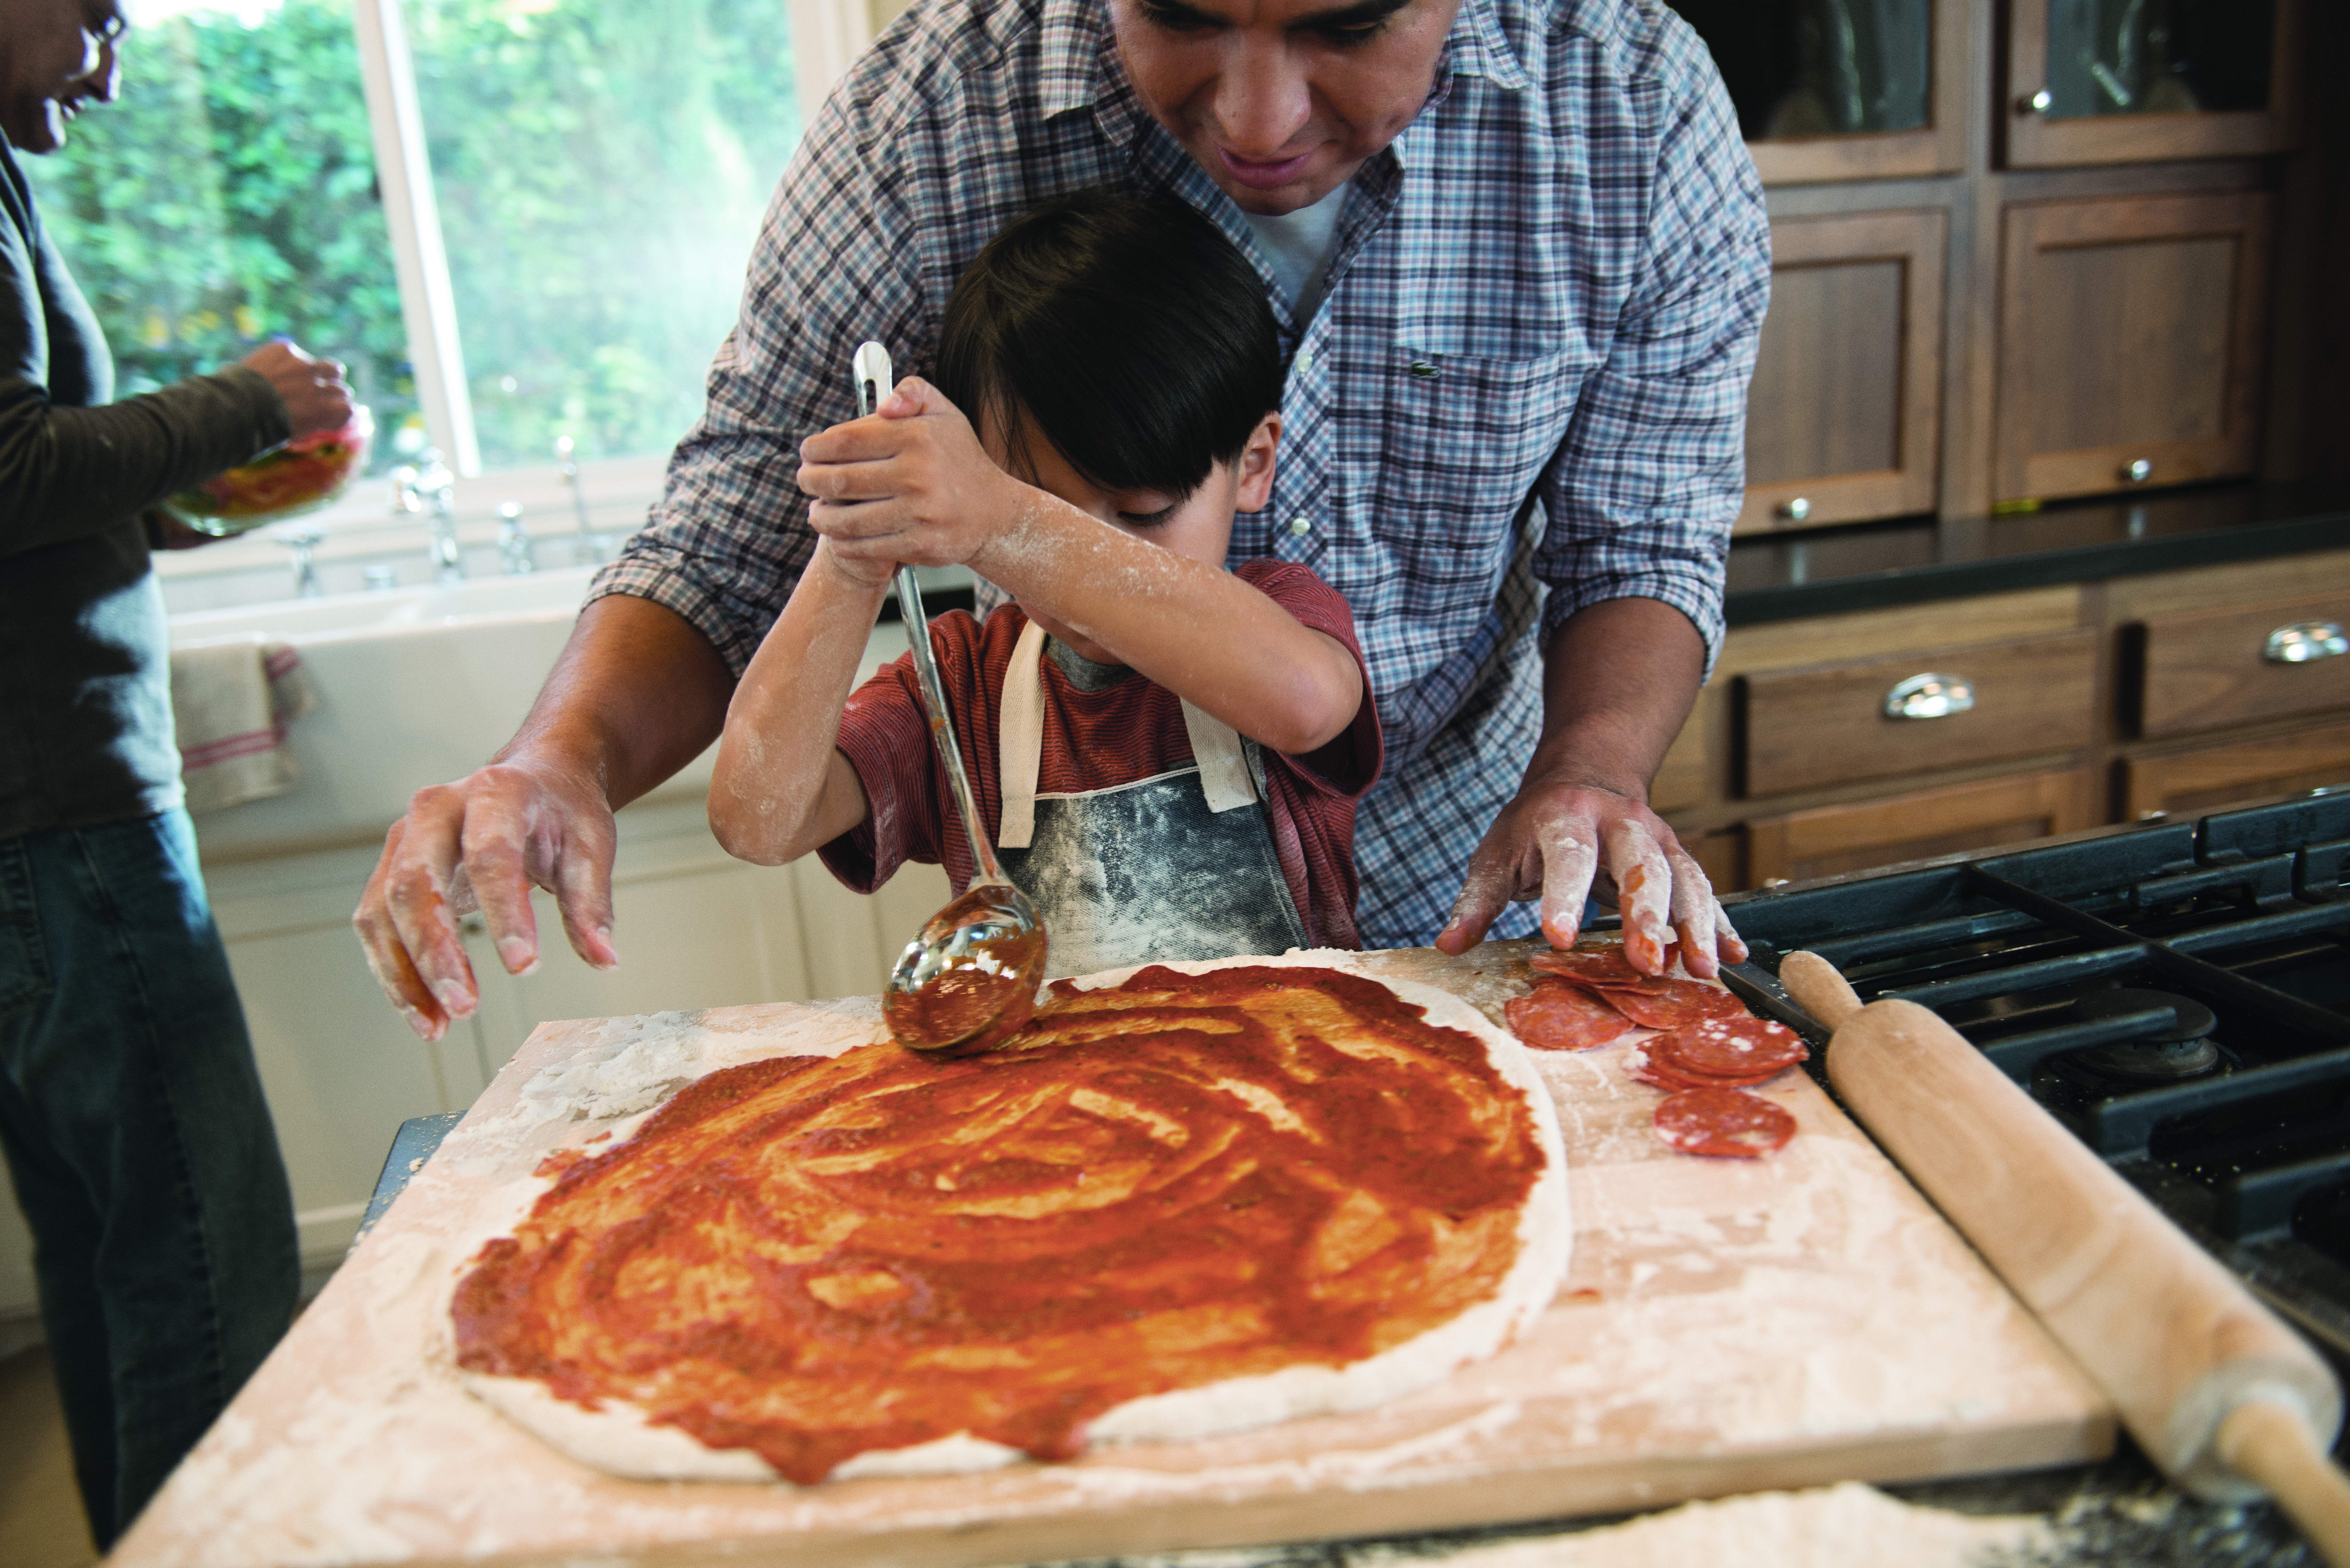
[893,565,1010,888]
[851,339,1010,891]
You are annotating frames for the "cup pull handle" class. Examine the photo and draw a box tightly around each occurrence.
[1885,673,1975,720]
[2265,621,2348,665]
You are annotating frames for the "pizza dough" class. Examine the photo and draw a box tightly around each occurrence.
[451,953,1570,1484]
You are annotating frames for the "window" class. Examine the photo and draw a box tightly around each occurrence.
[26,0,811,476]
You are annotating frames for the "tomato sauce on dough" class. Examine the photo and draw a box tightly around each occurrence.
[452,965,1545,1484]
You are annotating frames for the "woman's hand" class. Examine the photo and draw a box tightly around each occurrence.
[240,339,354,438]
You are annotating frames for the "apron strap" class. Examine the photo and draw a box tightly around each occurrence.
[1181,700,1258,814]
[997,621,1049,849]
[998,618,1259,847]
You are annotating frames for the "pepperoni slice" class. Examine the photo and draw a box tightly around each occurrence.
[1528,947,1648,985]
[1591,979,1747,1031]
[1653,1088,1797,1159]
[1646,1013,1809,1079]
[1506,985,1642,1052]
[1622,1044,1781,1093]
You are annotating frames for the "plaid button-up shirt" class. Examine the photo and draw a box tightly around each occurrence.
[590,0,1770,949]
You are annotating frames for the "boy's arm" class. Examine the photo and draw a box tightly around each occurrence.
[708,542,885,865]
[799,382,1362,757]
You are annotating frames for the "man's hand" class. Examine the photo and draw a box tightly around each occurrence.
[353,756,620,1041]
[796,377,1021,583]
[351,597,735,1040]
[1435,776,1745,978]
[239,338,353,438]
[1431,596,1746,979]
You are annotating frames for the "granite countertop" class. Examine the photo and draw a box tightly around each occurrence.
[1725,479,2350,627]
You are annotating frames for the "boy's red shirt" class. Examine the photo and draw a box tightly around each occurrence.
[822,560,1383,950]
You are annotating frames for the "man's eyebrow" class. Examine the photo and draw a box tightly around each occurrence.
[1141,0,1418,28]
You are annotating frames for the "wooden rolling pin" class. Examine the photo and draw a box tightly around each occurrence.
[1778,949,2350,1563]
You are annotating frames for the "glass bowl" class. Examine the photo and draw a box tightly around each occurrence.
[162,404,375,538]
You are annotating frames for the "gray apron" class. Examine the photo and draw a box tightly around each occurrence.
[995,621,1308,978]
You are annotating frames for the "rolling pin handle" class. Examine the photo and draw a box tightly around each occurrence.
[1779,950,1865,1031]
[2217,1398,2350,1568]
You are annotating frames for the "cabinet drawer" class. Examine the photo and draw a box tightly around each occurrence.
[1739,630,2097,796]
[2122,722,2350,821]
[2133,592,2350,739]
[1747,769,2097,887]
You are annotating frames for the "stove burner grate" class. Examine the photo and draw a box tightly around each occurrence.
[1721,790,2350,1356]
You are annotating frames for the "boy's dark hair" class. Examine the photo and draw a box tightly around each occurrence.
[936,188,1282,502]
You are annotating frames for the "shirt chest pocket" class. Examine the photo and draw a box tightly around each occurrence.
[1336,346,1586,607]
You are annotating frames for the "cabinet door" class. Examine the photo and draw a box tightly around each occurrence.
[2006,0,2301,167]
[1740,210,1947,535]
[1994,191,2271,504]
[2122,723,2350,820]
[1668,0,1965,183]
[1747,767,2098,885]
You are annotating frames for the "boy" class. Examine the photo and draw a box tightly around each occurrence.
[709,190,1380,975]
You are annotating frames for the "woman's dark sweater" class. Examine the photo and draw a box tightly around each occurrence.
[0,141,289,838]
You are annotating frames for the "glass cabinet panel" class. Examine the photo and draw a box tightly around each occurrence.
[1666,0,1962,183]
[2008,0,2298,166]
[2043,0,2274,121]
[1669,0,1930,140]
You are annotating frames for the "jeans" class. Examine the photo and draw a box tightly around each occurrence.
[0,809,297,1548]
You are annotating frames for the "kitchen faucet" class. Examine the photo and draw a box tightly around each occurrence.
[390,448,466,584]
[496,501,537,575]
[554,435,603,564]
[281,528,326,599]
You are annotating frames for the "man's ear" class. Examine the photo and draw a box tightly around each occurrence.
[1232,411,1281,513]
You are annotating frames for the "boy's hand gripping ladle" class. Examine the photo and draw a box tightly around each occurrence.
[847,342,1048,1052]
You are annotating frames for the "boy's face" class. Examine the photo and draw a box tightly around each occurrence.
[986,404,1280,666]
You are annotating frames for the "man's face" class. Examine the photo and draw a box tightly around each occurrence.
[0,0,123,154]
[1110,0,1460,216]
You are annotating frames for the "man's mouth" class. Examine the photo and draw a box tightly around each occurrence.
[1215,145,1314,191]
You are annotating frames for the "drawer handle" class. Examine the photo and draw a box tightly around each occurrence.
[1777,496,1812,522]
[2265,620,2348,664]
[1884,673,1975,720]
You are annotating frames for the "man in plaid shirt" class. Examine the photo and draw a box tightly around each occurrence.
[356,0,1768,1032]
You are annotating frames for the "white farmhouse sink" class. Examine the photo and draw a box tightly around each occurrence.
[171,567,942,862]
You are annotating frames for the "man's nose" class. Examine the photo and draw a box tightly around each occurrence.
[93,42,122,103]
[1212,36,1313,156]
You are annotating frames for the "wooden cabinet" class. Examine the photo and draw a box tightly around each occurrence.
[1740,210,1946,534]
[2128,591,2350,738]
[1739,628,2095,793]
[1670,0,1966,185]
[2123,722,2350,820]
[1993,190,2272,504]
[1747,768,2098,885]
[2005,0,2302,168]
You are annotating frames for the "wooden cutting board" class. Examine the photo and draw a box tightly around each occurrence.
[110,942,2112,1568]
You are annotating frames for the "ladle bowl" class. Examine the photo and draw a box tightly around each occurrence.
[883,880,1048,1055]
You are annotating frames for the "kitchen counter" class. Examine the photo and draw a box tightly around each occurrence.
[1725,480,2350,628]
[357,1107,2318,1566]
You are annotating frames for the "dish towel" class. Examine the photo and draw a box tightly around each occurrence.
[169,634,321,815]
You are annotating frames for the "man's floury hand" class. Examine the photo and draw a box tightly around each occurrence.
[1434,775,1745,978]
[353,755,620,1041]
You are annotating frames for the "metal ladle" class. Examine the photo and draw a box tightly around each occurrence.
[846,342,1049,1053]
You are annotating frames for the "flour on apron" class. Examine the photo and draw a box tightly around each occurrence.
[996,622,1308,977]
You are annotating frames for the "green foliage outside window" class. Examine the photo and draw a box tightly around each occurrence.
[22,0,801,472]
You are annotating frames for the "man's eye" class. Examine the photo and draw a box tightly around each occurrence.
[1313,18,1387,45]
[1118,504,1178,526]
[1136,0,1214,31]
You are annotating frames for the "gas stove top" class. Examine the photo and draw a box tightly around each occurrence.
[1714,790,2350,1361]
